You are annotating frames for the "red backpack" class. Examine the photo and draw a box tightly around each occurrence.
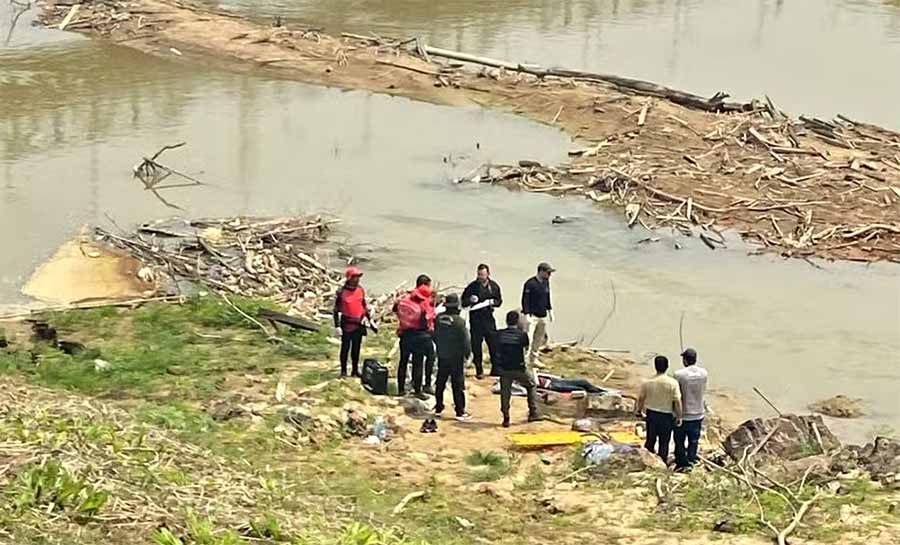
[396,295,425,333]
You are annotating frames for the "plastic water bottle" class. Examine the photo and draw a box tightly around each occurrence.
[373,416,388,440]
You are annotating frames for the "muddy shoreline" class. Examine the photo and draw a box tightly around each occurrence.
[38,0,900,264]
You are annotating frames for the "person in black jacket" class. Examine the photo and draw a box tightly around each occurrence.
[496,310,541,428]
[461,264,502,379]
[434,293,472,421]
[521,262,554,366]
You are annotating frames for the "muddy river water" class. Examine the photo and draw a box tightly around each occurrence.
[2,1,899,442]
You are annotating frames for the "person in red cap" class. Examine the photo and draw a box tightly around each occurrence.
[393,274,437,398]
[333,266,372,378]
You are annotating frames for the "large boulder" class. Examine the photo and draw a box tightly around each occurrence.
[832,437,900,486]
[723,414,840,461]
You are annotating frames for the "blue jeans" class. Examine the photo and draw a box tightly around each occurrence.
[674,418,704,468]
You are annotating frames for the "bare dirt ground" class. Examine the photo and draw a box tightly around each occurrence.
[39,0,900,264]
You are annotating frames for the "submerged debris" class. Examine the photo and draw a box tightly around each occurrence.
[809,395,865,419]
[461,112,900,262]
[95,216,341,319]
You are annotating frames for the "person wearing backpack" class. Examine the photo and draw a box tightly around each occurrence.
[394,275,436,399]
[434,293,472,421]
[333,266,371,378]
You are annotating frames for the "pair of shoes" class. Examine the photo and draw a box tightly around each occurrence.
[527,414,544,423]
[423,385,434,395]
[419,418,438,433]
[455,413,472,422]
[502,415,510,428]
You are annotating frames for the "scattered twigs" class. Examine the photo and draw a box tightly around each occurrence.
[95,216,341,320]
[0,295,182,320]
[585,280,617,346]
[5,0,32,45]
[777,493,821,545]
[699,456,797,514]
[392,491,426,516]
[753,387,783,417]
[555,464,596,486]
[133,143,206,209]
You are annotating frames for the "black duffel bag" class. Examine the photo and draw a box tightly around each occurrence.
[361,359,389,395]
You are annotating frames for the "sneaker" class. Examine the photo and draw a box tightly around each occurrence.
[674,466,692,474]
[455,413,472,422]
[434,406,444,418]
[475,374,485,380]
[420,420,430,433]
[502,416,510,428]
[527,414,544,423]
[423,385,434,395]
[339,372,348,378]
[427,418,438,433]
[414,391,429,401]
[350,371,360,378]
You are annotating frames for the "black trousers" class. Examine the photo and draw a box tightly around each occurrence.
[397,331,435,394]
[470,318,498,376]
[644,409,676,464]
[339,328,364,376]
[435,356,466,416]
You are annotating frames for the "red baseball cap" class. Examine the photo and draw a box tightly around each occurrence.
[345,266,363,279]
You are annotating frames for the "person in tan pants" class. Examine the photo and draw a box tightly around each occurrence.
[520,262,554,365]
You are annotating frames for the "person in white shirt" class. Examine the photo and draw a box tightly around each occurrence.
[673,348,708,471]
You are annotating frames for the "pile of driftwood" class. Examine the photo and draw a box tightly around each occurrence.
[462,107,900,263]
[41,0,900,263]
[96,216,341,319]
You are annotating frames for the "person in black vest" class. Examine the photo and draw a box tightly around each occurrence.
[461,264,502,379]
[496,310,541,428]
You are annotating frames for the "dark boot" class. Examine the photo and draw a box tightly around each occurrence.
[502,415,510,428]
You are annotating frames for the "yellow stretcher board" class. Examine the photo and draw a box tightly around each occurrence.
[506,431,601,448]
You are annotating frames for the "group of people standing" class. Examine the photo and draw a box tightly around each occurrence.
[333,262,709,468]
[333,262,555,425]
[636,349,709,471]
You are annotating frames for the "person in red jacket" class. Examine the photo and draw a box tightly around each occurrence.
[333,266,371,378]
[393,274,436,398]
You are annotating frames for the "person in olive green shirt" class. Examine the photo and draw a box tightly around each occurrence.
[636,355,684,465]
[434,294,472,421]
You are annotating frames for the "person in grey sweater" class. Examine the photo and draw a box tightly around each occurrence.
[673,348,708,471]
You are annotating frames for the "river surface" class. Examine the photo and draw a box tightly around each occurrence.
[2,2,899,442]
[209,0,900,129]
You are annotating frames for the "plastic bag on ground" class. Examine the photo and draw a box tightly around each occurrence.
[583,440,615,465]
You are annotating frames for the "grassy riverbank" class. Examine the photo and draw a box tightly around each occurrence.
[1,299,897,544]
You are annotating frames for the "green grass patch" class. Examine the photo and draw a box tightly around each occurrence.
[464,450,512,482]
[1,296,334,401]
